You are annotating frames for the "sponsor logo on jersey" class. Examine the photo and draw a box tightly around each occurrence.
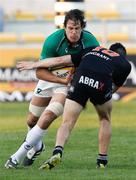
[83,51,110,61]
[78,75,104,91]
[36,88,42,94]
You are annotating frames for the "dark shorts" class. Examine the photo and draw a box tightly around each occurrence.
[67,70,112,107]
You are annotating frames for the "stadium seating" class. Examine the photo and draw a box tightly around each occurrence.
[93,34,103,42]
[95,11,120,20]
[20,33,45,43]
[0,33,46,43]
[0,0,135,47]
[85,11,93,20]
[107,33,129,42]
[42,12,55,21]
[0,33,18,43]
[127,48,136,55]
[14,11,37,21]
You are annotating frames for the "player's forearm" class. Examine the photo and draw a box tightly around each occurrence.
[16,55,72,71]
[35,55,72,68]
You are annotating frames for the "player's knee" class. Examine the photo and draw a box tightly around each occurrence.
[27,103,46,128]
[27,113,38,128]
[29,103,46,117]
[45,102,64,117]
[100,117,111,123]
[98,111,111,122]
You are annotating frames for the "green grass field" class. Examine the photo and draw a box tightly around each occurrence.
[0,100,136,180]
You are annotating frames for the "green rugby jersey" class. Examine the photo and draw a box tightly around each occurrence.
[40,29,99,60]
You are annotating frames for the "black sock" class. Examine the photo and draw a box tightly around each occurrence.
[53,146,63,157]
[97,154,108,166]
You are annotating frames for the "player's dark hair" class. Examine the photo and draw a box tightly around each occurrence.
[109,43,127,57]
[64,9,86,28]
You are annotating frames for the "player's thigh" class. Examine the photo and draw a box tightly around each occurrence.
[30,95,51,107]
[50,92,66,106]
[42,92,67,118]
[63,99,83,126]
[94,99,112,120]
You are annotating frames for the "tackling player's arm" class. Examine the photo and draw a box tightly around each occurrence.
[16,55,72,70]
[16,55,73,85]
[36,49,83,69]
[16,48,85,70]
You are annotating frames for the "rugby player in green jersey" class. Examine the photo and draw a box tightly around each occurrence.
[5,9,100,168]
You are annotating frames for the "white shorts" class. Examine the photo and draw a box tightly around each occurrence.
[34,80,68,97]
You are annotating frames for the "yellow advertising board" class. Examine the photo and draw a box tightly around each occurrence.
[0,48,41,67]
[0,48,40,101]
[0,47,136,102]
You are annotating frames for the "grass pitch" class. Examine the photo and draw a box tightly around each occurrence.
[0,100,136,180]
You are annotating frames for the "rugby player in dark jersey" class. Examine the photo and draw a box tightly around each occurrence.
[15,43,131,169]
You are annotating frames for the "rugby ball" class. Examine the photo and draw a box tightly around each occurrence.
[50,66,75,79]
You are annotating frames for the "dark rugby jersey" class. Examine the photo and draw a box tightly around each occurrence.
[71,46,131,87]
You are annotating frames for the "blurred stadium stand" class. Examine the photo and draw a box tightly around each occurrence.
[0,0,135,48]
[20,33,45,43]
[0,0,135,102]
[14,11,37,21]
[0,32,18,43]
[107,33,129,42]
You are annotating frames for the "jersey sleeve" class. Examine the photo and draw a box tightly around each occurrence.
[88,33,100,46]
[112,60,131,87]
[39,36,58,60]
[82,31,100,48]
